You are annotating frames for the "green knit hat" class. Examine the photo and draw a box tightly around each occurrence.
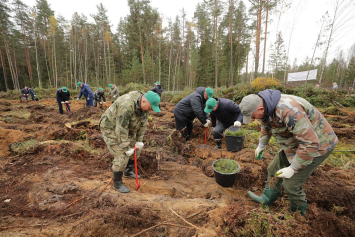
[145,91,161,113]
[77,82,82,88]
[62,87,68,93]
[204,98,217,113]
[205,87,214,99]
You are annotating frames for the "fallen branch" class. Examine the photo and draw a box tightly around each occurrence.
[132,222,192,237]
[97,178,113,197]
[169,207,200,229]
[0,223,49,230]
[334,101,345,108]
[49,196,87,220]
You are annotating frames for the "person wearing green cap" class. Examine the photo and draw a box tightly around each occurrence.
[173,87,214,141]
[56,87,71,114]
[76,81,94,107]
[204,98,243,149]
[239,89,338,216]
[99,91,161,193]
[93,88,106,108]
[109,84,120,103]
[151,81,163,98]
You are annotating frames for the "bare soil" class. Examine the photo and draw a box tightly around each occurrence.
[0,99,354,237]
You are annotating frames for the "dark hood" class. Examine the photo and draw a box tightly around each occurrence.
[195,87,205,98]
[257,89,281,122]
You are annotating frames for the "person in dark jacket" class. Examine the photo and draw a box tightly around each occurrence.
[173,87,214,141]
[21,86,30,101]
[93,88,106,108]
[151,81,163,98]
[204,97,243,149]
[56,87,71,114]
[28,87,37,101]
[76,81,94,107]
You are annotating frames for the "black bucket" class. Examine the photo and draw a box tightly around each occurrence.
[212,159,241,187]
[225,135,244,152]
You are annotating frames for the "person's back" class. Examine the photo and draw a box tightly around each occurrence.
[174,87,206,121]
[151,81,163,97]
[210,98,243,126]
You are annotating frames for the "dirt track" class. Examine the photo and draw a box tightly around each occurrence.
[0,99,355,236]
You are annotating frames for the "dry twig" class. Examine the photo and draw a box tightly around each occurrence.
[169,207,200,229]
[132,222,192,237]
[97,178,113,197]
[0,223,49,230]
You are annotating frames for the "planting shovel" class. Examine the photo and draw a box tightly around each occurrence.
[133,147,140,191]
[64,102,71,115]
[25,94,28,102]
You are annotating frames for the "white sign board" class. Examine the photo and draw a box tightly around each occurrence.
[287,69,317,82]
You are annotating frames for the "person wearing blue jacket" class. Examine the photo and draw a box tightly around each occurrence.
[56,87,71,114]
[76,82,94,107]
[204,98,243,149]
[28,88,37,101]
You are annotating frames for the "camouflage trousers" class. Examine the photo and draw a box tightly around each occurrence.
[100,127,142,172]
[266,150,333,207]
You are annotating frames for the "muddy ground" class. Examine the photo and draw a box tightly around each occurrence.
[0,99,354,237]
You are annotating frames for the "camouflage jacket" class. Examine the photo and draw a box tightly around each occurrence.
[259,94,338,169]
[110,86,120,100]
[99,91,149,150]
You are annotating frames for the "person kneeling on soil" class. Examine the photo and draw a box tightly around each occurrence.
[239,89,338,216]
[28,87,37,101]
[173,87,214,141]
[56,87,71,114]
[77,82,94,107]
[109,84,120,103]
[93,88,106,108]
[99,91,161,193]
[21,86,30,101]
[204,98,243,149]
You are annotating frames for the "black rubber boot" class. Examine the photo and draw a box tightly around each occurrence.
[290,200,307,216]
[215,139,222,149]
[247,187,281,206]
[124,159,140,179]
[113,171,130,193]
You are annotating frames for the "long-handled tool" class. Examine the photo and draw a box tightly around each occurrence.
[25,94,28,102]
[205,127,207,144]
[133,147,140,191]
[64,102,71,115]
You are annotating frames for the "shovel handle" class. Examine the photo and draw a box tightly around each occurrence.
[205,127,207,144]
[133,147,140,191]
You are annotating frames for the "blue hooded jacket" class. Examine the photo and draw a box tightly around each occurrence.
[257,89,281,122]
[78,83,94,99]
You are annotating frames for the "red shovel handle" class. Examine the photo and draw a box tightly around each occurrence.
[205,127,207,144]
[133,147,140,191]
[64,102,71,115]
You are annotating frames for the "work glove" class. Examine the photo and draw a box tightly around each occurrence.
[65,101,69,103]
[125,148,135,156]
[276,166,297,179]
[255,145,265,160]
[61,101,64,104]
[204,119,211,127]
[103,102,106,104]
[135,142,144,150]
[234,121,241,127]
[87,97,90,100]
[76,98,79,100]
[23,94,25,96]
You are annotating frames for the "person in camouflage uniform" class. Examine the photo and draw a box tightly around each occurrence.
[239,89,338,216]
[93,88,106,108]
[99,91,161,193]
[109,84,120,103]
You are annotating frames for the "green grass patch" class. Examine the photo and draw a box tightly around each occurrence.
[11,140,39,155]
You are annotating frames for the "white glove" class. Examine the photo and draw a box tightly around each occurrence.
[76,98,79,100]
[255,145,265,160]
[103,102,106,104]
[61,101,64,104]
[135,142,144,150]
[87,97,90,100]
[65,101,69,103]
[234,121,241,127]
[276,166,297,178]
[34,95,36,97]
[125,148,135,156]
[204,119,211,127]
[23,94,25,96]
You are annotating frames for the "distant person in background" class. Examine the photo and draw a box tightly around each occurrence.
[76,81,94,107]
[28,87,37,101]
[56,87,71,114]
[151,81,163,98]
[332,82,338,90]
[93,88,106,108]
[21,86,30,101]
[109,84,120,103]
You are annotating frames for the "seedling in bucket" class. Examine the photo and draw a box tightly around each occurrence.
[212,159,241,187]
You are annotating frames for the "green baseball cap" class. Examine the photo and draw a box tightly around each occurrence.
[62,87,68,92]
[77,82,82,88]
[99,88,103,91]
[109,84,112,88]
[145,91,161,113]
[239,94,262,124]
[205,87,214,99]
[155,81,160,85]
[204,98,217,113]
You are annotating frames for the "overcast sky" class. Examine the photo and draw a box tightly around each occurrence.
[23,0,355,70]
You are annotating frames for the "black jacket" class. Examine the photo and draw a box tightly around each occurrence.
[151,85,163,97]
[56,88,70,102]
[210,98,243,127]
[21,88,30,95]
[173,87,209,124]
[94,90,106,102]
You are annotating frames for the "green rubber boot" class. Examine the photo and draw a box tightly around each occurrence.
[290,200,307,216]
[247,188,281,206]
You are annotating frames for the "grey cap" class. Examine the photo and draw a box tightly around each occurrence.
[239,94,262,124]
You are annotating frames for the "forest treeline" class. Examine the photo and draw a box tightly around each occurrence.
[1,0,355,92]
